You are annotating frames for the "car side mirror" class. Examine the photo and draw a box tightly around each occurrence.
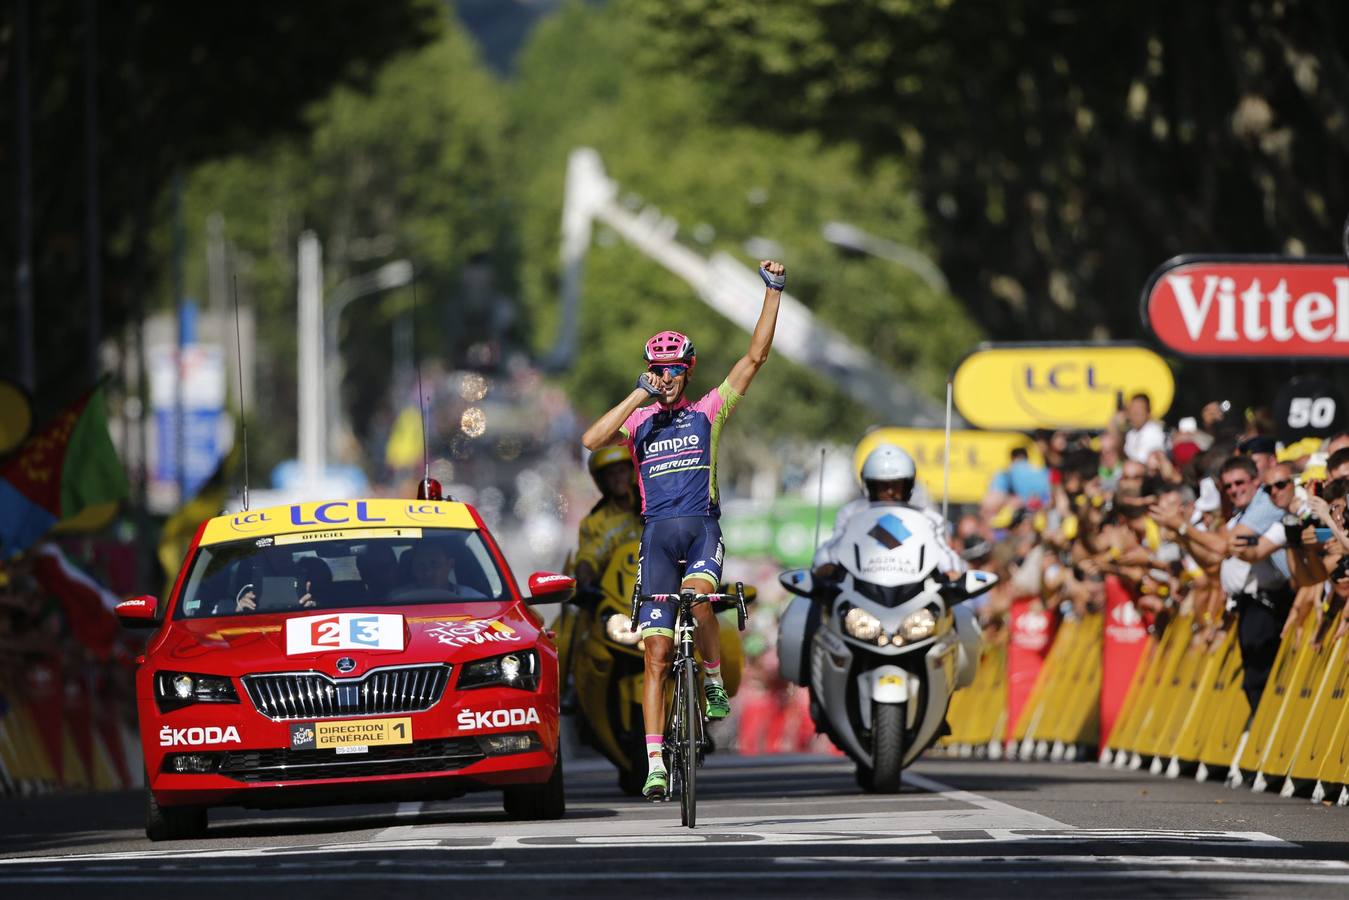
[526,572,575,605]
[779,569,813,597]
[116,594,160,628]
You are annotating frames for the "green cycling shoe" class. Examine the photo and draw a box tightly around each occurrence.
[643,768,668,801]
[704,681,731,720]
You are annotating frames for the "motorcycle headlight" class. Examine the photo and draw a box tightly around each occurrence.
[899,608,937,642]
[843,607,883,642]
[153,671,239,713]
[459,649,540,691]
[603,612,641,646]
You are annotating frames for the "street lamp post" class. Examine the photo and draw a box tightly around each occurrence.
[821,221,950,295]
[324,259,415,462]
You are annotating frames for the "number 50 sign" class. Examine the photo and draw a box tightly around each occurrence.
[1274,375,1344,443]
[286,613,406,655]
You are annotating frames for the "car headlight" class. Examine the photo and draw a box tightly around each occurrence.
[843,607,883,642]
[459,649,540,691]
[603,612,641,646]
[899,608,937,642]
[153,671,239,713]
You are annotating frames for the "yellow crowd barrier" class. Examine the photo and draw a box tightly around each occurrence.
[943,601,1349,806]
[0,686,139,796]
[941,640,1008,753]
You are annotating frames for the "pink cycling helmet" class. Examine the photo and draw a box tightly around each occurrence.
[643,330,696,368]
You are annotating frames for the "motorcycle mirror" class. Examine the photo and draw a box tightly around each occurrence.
[778,568,813,597]
[949,569,998,603]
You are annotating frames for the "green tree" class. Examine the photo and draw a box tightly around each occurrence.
[0,0,441,413]
[511,2,979,457]
[621,0,1349,408]
[169,19,512,475]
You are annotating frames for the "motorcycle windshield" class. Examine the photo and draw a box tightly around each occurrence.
[836,505,939,587]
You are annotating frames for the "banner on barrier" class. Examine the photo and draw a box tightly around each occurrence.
[1005,597,1057,742]
[1100,576,1149,747]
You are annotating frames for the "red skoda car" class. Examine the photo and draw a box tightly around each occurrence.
[118,498,572,840]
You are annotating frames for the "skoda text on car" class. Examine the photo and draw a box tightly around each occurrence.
[117,497,573,840]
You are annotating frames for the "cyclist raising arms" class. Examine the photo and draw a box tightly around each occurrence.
[581,259,785,800]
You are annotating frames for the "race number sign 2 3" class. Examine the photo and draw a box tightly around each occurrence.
[285,613,406,655]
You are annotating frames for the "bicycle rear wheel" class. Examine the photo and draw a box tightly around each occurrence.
[679,659,699,828]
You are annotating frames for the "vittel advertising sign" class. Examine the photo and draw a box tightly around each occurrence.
[1142,256,1349,359]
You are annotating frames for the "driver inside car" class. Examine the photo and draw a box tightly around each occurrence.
[357,543,399,601]
[408,541,487,599]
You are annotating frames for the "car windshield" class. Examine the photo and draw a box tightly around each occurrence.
[175,528,508,619]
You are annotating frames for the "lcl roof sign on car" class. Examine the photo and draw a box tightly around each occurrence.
[1142,255,1349,358]
[116,496,574,840]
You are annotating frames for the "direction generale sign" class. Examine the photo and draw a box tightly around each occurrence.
[1142,255,1349,359]
[952,343,1173,431]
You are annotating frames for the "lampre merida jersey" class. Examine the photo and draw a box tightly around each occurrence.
[619,380,741,521]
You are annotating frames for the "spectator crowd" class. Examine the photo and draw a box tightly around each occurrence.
[964,392,1349,715]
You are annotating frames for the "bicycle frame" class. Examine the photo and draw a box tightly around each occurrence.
[636,586,746,827]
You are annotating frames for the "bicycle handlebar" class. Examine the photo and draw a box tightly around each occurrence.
[634,583,748,631]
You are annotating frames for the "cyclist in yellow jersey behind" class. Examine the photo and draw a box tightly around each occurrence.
[581,259,785,800]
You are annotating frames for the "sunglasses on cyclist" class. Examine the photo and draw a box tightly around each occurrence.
[648,364,689,378]
[1266,479,1293,491]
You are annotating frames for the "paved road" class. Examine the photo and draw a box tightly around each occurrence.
[3,752,1348,898]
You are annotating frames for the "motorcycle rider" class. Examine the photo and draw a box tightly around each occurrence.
[560,447,643,710]
[575,446,642,596]
[809,441,970,744]
[581,259,785,800]
[814,442,965,581]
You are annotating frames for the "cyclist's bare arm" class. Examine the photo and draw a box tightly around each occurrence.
[581,384,653,450]
[726,260,784,396]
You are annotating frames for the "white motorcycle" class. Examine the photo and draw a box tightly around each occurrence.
[777,505,996,791]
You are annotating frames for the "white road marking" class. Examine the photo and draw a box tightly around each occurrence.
[3,868,1348,886]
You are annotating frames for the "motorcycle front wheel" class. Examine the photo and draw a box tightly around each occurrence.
[869,702,906,793]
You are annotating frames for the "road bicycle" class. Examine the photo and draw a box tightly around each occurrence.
[634,585,747,827]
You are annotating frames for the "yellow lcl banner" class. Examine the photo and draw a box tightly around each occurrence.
[952,344,1174,430]
[854,428,1039,505]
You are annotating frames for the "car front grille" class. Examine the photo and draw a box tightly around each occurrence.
[215,738,486,783]
[242,664,450,721]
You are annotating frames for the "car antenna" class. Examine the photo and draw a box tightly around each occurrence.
[232,275,251,512]
[812,446,826,550]
[411,277,444,501]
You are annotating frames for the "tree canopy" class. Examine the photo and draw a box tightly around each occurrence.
[169,19,513,475]
[622,0,1349,407]
[510,1,980,460]
[0,0,440,412]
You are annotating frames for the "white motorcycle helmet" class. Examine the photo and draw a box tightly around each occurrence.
[860,443,916,502]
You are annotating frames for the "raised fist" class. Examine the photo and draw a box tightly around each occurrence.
[759,259,786,291]
[635,372,663,398]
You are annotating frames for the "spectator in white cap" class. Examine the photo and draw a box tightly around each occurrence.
[1121,392,1167,465]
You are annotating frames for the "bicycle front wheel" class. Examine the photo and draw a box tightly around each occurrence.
[679,659,699,828]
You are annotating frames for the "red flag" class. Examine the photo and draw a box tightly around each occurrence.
[31,543,121,659]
